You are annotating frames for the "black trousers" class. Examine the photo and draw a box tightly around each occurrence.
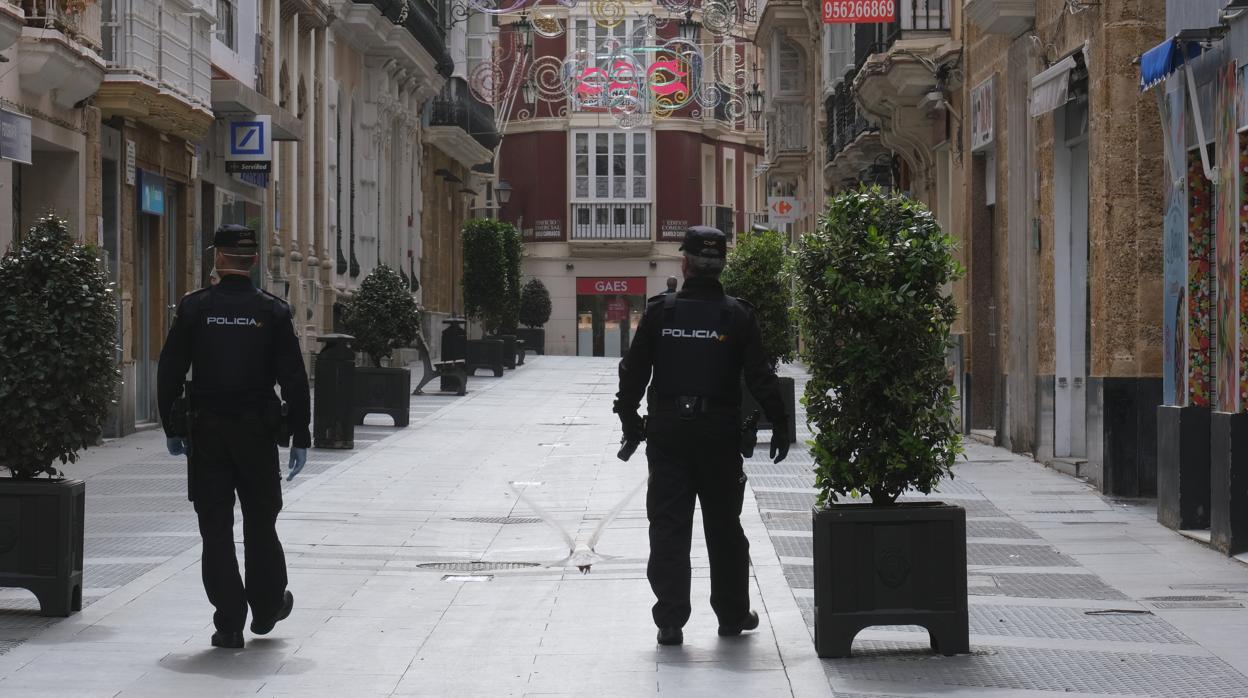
[190,413,288,632]
[645,411,749,629]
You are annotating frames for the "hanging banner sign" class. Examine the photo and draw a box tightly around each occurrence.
[822,0,895,23]
[768,196,801,225]
[225,116,272,173]
[0,110,31,165]
[576,277,647,296]
[971,76,995,152]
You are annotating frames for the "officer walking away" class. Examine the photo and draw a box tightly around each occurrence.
[615,226,790,647]
[157,224,310,650]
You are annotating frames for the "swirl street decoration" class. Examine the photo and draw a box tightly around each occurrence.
[455,1,757,129]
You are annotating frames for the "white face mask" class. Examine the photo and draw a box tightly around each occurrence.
[209,269,220,286]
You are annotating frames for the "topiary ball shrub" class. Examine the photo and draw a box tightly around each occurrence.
[0,215,119,479]
[721,228,795,371]
[519,278,552,329]
[341,264,421,366]
[794,187,963,506]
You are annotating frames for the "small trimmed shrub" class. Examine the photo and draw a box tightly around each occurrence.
[721,228,795,370]
[462,219,520,335]
[519,278,552,329]
[341,264,421,366]
[0,215,119,479]
[794,187,962,506]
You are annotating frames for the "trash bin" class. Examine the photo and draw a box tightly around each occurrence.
[442,317,467,362]
[314,333,355,449]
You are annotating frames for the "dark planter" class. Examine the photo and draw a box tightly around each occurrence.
[1211,411,1248,554]
[467,339,505,377]
[516,327,545,355]
[813,502,968,658]
[353,366,411,427]
[742,376,798,443]
[441,318,468,362]
[1156,404,1210,531]
[492,335,518,369]
[0,478,85,616]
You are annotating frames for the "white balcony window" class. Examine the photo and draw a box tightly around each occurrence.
[571,129,651,240]
[216,0,236,50]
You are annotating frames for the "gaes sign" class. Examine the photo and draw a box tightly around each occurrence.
[823,0,895,23]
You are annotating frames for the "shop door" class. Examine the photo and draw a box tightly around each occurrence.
[136,216,156,423]
[575,277,647,357]
[1055,101,1089,459]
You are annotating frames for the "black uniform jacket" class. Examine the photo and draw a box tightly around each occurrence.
[157,274,312,448]
[616,277,786,428]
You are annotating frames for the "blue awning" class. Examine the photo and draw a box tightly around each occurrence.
[1139,37,1205,92]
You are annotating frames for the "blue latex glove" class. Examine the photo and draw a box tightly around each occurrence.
[287,447,307,481]
[167,437,188,456]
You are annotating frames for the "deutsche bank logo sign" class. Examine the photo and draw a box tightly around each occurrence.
[226,116,272,173]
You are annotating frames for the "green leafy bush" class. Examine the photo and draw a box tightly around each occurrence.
[721,229,795,370]
[0,215,119,479]
[341,264,420,366]
[462,219,520,334]
[794,188,962,506]
[519,278,552,328]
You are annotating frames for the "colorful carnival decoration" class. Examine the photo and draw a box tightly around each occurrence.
[446,0,760,130]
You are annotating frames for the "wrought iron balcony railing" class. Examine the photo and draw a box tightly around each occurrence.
[853,0,951,65]
[429,77,500,151]
[826,74,874,163]
[570,202,651,241]
[352,0,452,78]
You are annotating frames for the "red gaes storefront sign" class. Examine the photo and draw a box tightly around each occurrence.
[577,277,647,296]
[822,0,895,23]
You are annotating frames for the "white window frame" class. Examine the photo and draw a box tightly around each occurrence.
[466,13,492,75]
[570,129,651,203]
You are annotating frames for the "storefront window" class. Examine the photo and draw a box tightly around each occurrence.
[575,276,647,357]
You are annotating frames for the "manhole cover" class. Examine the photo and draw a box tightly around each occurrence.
[1028,510,1100,514]
[537,443,571,447]
[442,574,493,582]
[453,517,543,525]
[1061,521,1122,525]
[1152,601,1243,609]
[417,562,541,571]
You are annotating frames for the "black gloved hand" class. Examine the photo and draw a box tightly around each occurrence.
[617,408,645,443]
[769,429,790,463]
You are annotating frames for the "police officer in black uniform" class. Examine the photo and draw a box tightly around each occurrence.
[615,226,790,646]
[157,224,310,650]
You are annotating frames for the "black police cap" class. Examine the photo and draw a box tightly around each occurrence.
[679,226,728,259]
[212,224,258,250]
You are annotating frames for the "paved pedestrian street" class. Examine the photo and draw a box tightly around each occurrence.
[2,357,1248,696]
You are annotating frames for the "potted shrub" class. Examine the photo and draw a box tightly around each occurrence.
[794,188,967,659]
[461,219,510,375]
[517,279,551,356]
[0,215,119,616]
[497,219,523,368]
[341,264,419,427]
[722,227,797,442]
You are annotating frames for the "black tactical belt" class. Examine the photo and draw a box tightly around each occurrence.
[648,394,737,416]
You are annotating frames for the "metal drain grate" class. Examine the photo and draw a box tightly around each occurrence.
[1027,510,1101,514]
[1145,595,1233,602]
[452,517,543,525]
[416,561,541,571]
[1152,601,1243,609]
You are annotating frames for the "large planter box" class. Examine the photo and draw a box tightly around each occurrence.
[467,339,505,377]
[1157,404,1210,531]
[813,502,968,658]
[1211,411,1248,554]
[516,328,545,355]
[0,478,85,616]
[353,366,411,427]
[742,376,798,443]
[492,335,518,370]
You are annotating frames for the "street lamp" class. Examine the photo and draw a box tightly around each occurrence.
[521,78,537,105]
[747,82,764,125]
[515,13,534,55]
[678,10,699,43]
[495,179,513,205]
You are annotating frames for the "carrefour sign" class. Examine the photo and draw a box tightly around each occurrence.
[823,0,895,23]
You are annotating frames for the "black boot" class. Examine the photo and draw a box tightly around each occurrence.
[211,630,244,649]
[656,627,683,646]
[251,590,294,635]
[717,610,760,637]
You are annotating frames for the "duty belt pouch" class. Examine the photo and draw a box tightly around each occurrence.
[264,400,292,447]
[677,396,698,420]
